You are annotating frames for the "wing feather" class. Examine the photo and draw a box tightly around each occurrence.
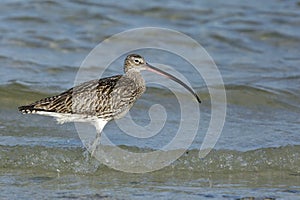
[18,74,145,120]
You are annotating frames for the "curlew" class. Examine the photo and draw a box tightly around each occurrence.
[18,54,201,155]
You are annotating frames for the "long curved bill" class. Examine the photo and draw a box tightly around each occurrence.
[145,63,201,103]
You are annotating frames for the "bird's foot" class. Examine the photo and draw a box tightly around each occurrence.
[89,137,101,157]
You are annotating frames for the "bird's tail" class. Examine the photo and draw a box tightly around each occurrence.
[18,104,47,114]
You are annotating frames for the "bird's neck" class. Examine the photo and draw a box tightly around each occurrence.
[125,70,146,89]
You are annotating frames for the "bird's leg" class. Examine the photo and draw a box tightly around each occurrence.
[90,119,107,157]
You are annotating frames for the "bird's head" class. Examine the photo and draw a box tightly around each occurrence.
[123,54,201,103]
[124,54,147,73]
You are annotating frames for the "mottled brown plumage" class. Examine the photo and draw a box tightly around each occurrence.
[19,74,145,120]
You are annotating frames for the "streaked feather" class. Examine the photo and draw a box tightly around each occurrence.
[19,73,145,121]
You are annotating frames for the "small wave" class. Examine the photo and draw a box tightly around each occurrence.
[146,84,300,111]
[210,32,263,53]
[6,16,48,24]
[0,82,53,109]
[0,145,299,174]
[225,85,300,110]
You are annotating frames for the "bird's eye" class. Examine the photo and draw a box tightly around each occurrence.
[134,59,140,63]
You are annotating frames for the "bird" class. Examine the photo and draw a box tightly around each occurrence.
[18,54,201,155]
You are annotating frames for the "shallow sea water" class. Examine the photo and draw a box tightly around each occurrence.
[0,0,300,199]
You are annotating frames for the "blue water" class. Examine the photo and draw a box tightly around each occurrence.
[0,0,300,199]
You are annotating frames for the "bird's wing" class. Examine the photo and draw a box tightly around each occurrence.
[18,75,143,119]
[96,75,145,119]
[18,76,122,114]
